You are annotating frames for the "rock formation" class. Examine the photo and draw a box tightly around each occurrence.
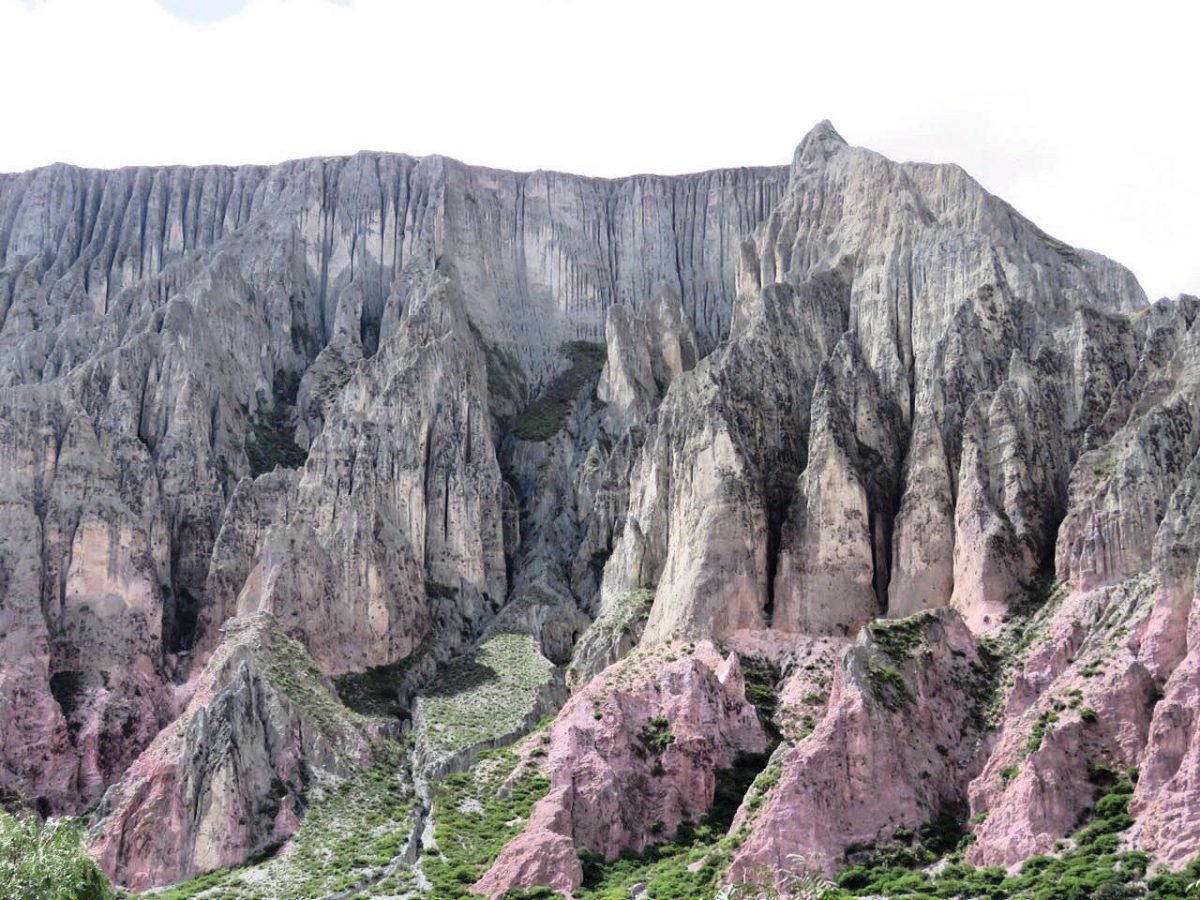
[1,122,1197,896]
[87,614,380,890]
[475,641,768,898]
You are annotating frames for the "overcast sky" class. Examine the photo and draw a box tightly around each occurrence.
[1,0,1195,301]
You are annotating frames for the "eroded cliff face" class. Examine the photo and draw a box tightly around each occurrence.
[0,148,785,821]
[88,614,381,891]
[727,610,988,878]
[603,122,1147,645]
[2,123,1198,895]
[475,641,768,899]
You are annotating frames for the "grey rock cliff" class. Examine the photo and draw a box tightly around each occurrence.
[6,123,1200,895]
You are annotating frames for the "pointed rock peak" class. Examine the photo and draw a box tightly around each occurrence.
[792,120,848,176]
[804,119,846,144]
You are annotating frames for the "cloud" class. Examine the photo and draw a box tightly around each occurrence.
[156,0,246,24]
[0,0,1196,301]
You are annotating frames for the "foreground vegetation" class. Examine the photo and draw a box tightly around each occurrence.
[7,584,1198,899]
[815,774,1198,900]
[415,632,555,763]
[153,743,416,899]
[0,811,114,900]
[423,747,551,897]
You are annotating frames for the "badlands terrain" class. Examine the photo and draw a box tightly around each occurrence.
[0,122,1198,898]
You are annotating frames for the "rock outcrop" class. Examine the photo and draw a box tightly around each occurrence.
[3,123,1199,895]
[196,271,508,675]
[474,642,769,898]
[88,614,380,890]
[728,610,989,878]
[601,121,1146,649]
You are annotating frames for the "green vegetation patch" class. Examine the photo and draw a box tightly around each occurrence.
[740,656,782,734]
[468,318,525,407]
[153,743,416,899]
[484,341,524,404]
[1026,709,1059,755]
[425,579,459,601]
[415,633,555,762]
[512,341,606,441]
[1092,455,1119,481]
[830,776,1196,899]
[972,576,1068,729]
[861,612,946,712]
[334,637,435,719]
[0,812,115,900]
[640,715,676,755]
[423,748,551,898]
[867,661,910,711]
[867,611,939,660]
[245,371,307,476]
[243,617,375,746]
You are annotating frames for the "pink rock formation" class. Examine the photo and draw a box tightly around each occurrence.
[966,578,1158,868]
[726,610,988,880]
[474,642,768,898]
[1132,597,1200,866]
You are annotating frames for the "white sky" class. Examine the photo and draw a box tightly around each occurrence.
[1,0,1196,301]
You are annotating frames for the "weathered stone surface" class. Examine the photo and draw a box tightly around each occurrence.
[475,642,768,898]
[5,123,1200,892]
[773,336,901,634]
[197,271,508,676]
[88,614,379,890]
[602,122,1146,649]
[727,610,989,879]
[966,575,1159,868]
[596,284,698,433]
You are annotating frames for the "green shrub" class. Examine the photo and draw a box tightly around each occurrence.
[1026,710,1058,754]
[425,579,459,600]
[0,811,115,900]
[424,749,551,898]
[740,657,782,737]
[867,662,909,710]
[832,777,1157,899]
[641,715,676,754]
[867,612,938,659]
[512,341,606,441]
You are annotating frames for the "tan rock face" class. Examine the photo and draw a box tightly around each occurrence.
[0,147,786,812]
[597,284,699,433]
[603,273,848,642]
[603,123,1146,648]
[198,273,507,676]
[773,337,900,633]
